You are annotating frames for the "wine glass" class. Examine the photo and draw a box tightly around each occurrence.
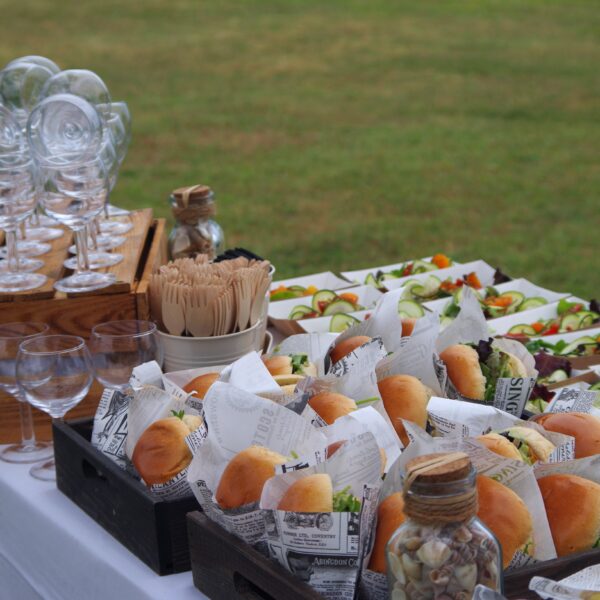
[90,320,163,394]
[0,322,52,463]
[16,334,93,481]
[5,55,61,75]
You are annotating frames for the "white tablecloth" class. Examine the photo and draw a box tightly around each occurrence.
[0,450,207,600]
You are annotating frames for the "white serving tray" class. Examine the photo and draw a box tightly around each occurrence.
[269,271,354,298]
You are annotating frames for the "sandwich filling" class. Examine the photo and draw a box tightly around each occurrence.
[470,339,521,402]
[332,486,362,512]
[290,353,311,374]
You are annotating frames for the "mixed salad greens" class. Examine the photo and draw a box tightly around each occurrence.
[270,284,319,301]
[288,290,364,320]
[362,253,453,288]
[507,299,600,337]
[401,271,483,303]
[332,486,362,512]
[526,334,600,357]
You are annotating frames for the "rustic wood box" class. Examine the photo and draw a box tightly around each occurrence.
[54,417,199,575]
[187,510,600,600]
[0,209,167,443]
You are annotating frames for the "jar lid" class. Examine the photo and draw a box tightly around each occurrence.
[172,185,213,207]
[404,452,471,486]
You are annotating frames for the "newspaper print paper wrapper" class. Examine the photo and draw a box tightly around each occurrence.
[91,361,165,470]
[435,288,537,416]
[272,332,339,377]
[545,386,600,418]
[260,432,382,600]
[426,397,575,462]
[530,565,600,599]
[186,382,327,550]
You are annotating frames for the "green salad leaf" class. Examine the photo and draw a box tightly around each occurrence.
[290,353,309,374]
[332,486,362,512]
[171,409,185,419]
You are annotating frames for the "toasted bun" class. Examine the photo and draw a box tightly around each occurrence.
[278,474,333,512]
[504,426,555,463]
[216,445,286,509]
[535,412,600,459]
[132,416,201,485]
[377,375,430,447]
[183,372,220,399]
[477,433,524,462]
[538,474,600,557]
[309,392,357,425]
[368,493,405,573]
[401,318,417,337]
[262,355,293,376]
[330,336,371,364]
[476,475,533,568]
[439,345,486,400]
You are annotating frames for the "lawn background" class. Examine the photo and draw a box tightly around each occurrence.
[1,0,598,298]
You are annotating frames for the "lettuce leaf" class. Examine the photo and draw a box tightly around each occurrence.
[332,486,362,512]
[290,353,309,374]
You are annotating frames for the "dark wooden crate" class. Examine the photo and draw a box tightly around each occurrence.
[54,417,199,576]
[187,510,600,600]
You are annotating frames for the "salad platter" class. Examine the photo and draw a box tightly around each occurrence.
[525,326,600,370]
[269,271,354,301]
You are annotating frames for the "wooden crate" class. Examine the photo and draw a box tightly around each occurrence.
[187,511,600,600]
[54,418,198,575]
[0,209,168,443]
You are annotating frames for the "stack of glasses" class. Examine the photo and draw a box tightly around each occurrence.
[0,55,132,293]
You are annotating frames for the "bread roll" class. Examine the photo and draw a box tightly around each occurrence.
[330,336,371,364]
[377,375,429,447]
[535,412,600,459]
[132,415,202,485]
[216,445,286,509]
[262,354,294,376]
[278,474,333,512]
[538,474,600,557]
[308,391,357,424]
[476,475,533,568]
[439,345,486,400]
[477,433,524,462]
[368,493,405,573]
[183,372,219,399]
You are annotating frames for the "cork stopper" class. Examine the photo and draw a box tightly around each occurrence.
[405,452,472,486]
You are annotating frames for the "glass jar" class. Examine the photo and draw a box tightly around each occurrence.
[386,453,502,600]
[168,184,224,260]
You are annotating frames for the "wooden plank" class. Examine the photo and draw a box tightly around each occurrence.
[0,225,72,303]
[69,208,154,297]
[136,218,167,321]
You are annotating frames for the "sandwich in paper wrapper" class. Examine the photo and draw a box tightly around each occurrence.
[186,382,326,550]
[435,288,537,417]
[359,425,558,600]
[260,431,383,600]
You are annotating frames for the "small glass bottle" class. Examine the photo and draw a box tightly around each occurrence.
[168,184,224,260]
[386,452,502,600]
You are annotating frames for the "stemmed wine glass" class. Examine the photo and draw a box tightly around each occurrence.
[16,335,93,481]
[0,322,52,463]
[27,93,116,292]
[89,320,163,394]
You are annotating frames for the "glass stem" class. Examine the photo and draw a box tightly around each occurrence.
[5,228,20,274]
[19,220,27,241]
[88,222,98,252]
[18,400,38,450]
[31,209,40,227]
[74,228,90,273]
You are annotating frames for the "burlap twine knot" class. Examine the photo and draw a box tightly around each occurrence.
[172,184,216,225]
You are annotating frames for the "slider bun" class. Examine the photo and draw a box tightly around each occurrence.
[477,433,524,462]
[274,374,304,395]
[476,475,533,569]
[262,354,293,376]
[330,336,372,364]
[538,474,600,557]
[183,372,220,399]
[439,344,486,400]
[216,445,286,509]
[308,392,357,425]
[368,492,405,573]
[535,412,600,459]
[132,415,202,485]
[377,375,430,447]
[278,474,333,512]
[401,317,417,337]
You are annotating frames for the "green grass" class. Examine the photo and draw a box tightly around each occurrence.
[2,0,599,297]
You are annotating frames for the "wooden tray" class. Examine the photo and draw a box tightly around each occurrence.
[0,211,168,443]
[187,510,600,600]
[54,417,199,576]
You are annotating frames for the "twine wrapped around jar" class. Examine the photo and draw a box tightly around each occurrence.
[171,184,217,226]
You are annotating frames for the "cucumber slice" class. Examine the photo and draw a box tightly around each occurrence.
[322,299,357,316]
[418,275,441,297]
[288,305,315,319]
[397,300,425,318]
[364,273,379,287]
[508,324,538,336]
[498,291,525,306]
[440,316,455,329]
[559,313,583,332]
[311,289,337,312]
[519,297,548,312]
[589,382,600,391]
[382,272,400,280]
[329,313,360,333]
[412,259,437,273]
[559,336,598,356]
[270,290,299,301]
[287,285,306,293]
[545,369,569,384]
[486,305,508,319]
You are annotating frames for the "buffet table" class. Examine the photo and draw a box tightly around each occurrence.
[0,450,206,600]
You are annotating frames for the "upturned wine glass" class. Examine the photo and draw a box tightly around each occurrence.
[0,322,52,463]
[90,320,163,394]
[16,334,93,481]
